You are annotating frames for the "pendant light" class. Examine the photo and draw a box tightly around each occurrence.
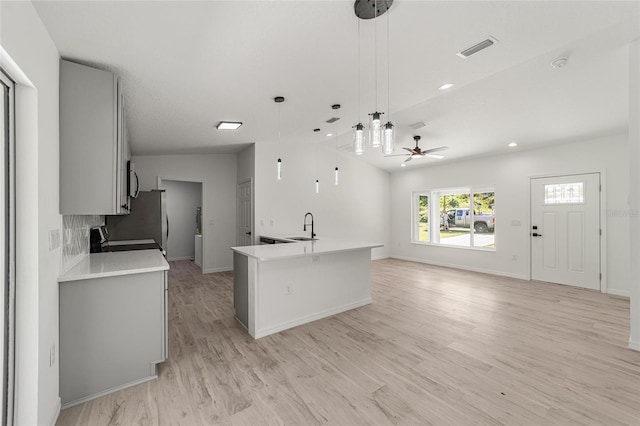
[382,6,395,155]
[274,96,285,179]
[353,19,365,155]
[332,104,341,185]
[314,128,321,194]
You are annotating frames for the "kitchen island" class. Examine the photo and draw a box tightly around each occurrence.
[231,238,382,339]
[58,249,169,408]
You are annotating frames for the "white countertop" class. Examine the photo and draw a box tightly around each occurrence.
[59,249,170,282]
[231,237,383,261]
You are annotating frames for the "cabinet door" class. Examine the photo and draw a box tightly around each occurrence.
[116,86,130,214]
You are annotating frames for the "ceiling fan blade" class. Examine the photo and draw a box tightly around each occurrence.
[404,156,413,163]
[402,147,414,153]
[422,146,448,154]
[385,154,409,157]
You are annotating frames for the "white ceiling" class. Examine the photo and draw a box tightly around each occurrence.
[32,1,640,171]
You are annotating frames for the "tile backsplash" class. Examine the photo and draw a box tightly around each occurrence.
[62,215,103,272]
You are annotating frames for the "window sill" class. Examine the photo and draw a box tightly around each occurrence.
[410,240,496,252]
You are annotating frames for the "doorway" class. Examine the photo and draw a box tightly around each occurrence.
[237,179,253,246]
[530,173,601,290]
[1,68,15,425]
[158,178,204,270]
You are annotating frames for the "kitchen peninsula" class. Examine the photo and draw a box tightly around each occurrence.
[231,238,382,339]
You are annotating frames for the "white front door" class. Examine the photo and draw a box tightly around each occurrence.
[237,180,253,246]
[530,173,600,290]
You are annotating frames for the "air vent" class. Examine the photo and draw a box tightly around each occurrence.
[326,117,340,124]
[409,121,426,130]
[457,37,498,58]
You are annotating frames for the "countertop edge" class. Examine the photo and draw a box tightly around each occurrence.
[58,264,169,283]
[231,243,383,262]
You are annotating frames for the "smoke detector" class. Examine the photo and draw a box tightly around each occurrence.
[551,57,568,69]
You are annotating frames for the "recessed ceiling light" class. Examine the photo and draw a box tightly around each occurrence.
[438,83,454,91]
[508,142,518,147]
[326,133,333,137]
[400,163,406,167]
[216,121,242,130]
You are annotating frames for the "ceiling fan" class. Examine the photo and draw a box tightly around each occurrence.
[386,136,448,163]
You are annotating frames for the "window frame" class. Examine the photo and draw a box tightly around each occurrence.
[411,186,496,252]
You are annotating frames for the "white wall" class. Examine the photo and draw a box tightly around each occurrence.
[390,134,630,296]
[237,144,255,183]
[629,38,640,350]
[132,154,236,273]
[1,2,62,424]
[254,141,391,259]
[161,180,202,260]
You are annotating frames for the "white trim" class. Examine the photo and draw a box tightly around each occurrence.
[629,339,640,352]
[254,298,372,339]
[204,266,233,274]
[371,254,389,261]
[166,256,192,261]
[46,398,61,426]
[606,289,630,298]
[391,255,528,280]
[61,374,158,409]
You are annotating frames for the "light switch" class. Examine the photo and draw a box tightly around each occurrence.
[49,229,61,251]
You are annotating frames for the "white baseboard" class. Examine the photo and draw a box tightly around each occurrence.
[254,297,372,339]
[204,266,233,274]
[606,289,630,298]
[47,397,61,426]
[167,256,192,261]
[390,255,528,280]
[629,339,640,352]
[61,374,158,410]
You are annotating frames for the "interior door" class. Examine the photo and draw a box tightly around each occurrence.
[237,180,253,246]
[530,173,600,290]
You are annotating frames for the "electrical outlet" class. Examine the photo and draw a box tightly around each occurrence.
[285,284,293,295]
[50,344,55,367]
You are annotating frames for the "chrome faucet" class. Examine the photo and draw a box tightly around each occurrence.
[303,212,316,239]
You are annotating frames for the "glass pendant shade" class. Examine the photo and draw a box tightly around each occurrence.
[382,122,394,155]
[277,158,282,180]
[334,167,339,185]
[369,112,382,148]
[315,179,319,194]
[353,123,365,155]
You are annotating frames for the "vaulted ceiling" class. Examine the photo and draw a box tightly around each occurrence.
[33,1,639,171]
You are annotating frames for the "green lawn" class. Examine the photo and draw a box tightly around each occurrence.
[418,224,470,241]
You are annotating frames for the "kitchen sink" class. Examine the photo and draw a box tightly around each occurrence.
[285,236,318,241]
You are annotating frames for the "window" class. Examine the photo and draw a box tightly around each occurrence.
[412,187,495,250]
[544,182,584,204]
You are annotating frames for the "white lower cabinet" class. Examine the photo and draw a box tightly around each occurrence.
[59,270,168,407]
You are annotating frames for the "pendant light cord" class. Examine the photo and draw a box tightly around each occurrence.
[386,2,390,120]
[374,1,378,111]
[358,19,361,124]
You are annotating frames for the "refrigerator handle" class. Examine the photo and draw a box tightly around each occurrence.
[134,172,140,198]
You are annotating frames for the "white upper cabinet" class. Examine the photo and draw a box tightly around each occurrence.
[60,59,130,215]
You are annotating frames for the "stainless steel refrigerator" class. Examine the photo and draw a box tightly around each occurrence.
[105,190,168,252]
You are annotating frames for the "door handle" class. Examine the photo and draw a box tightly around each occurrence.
[531,232,542,237]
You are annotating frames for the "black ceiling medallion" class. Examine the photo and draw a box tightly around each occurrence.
[354,0,393,20]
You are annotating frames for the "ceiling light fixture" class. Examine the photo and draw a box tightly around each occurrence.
[368,2,383,149]
[332,104,341,185]
[216,121,242,130]
[274,96,285,180]
[400,163,406,167]
[508,142,518,147]
[438,83,454,91]
[551,56,568,69]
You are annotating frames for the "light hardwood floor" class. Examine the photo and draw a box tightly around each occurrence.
[57,258,640,425]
